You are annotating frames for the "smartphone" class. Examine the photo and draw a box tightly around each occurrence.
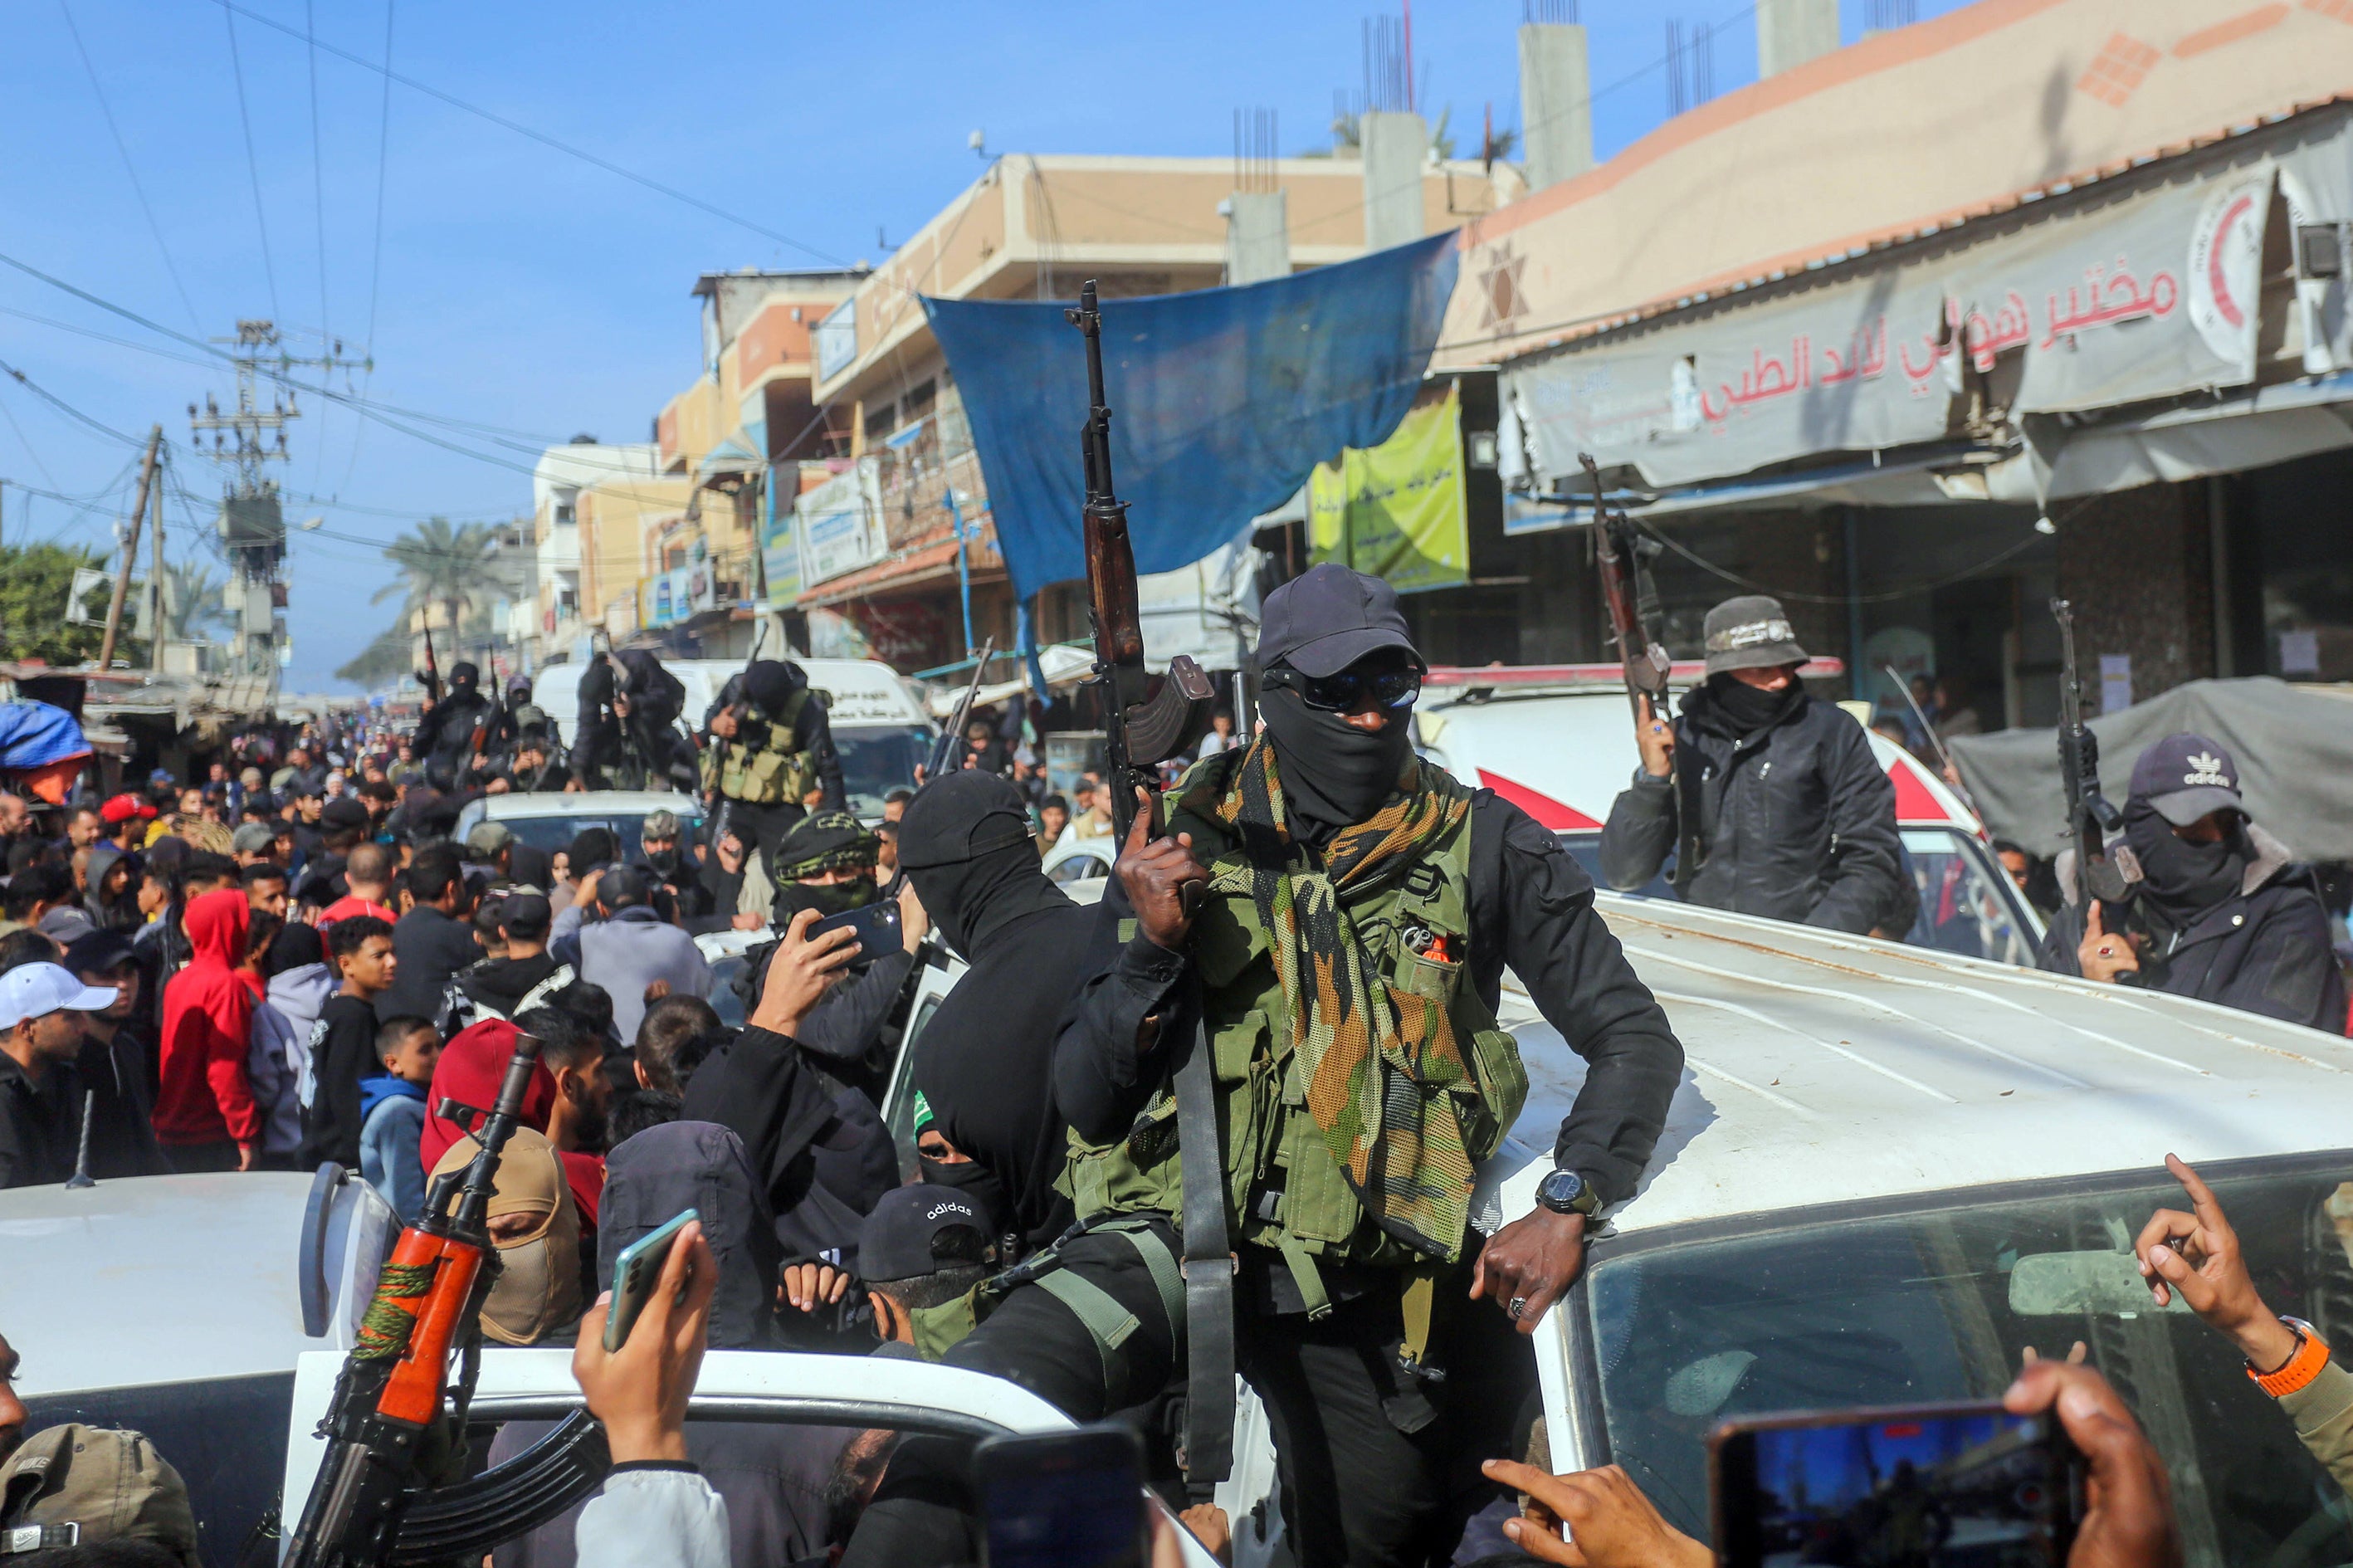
[809,899,902,960]
[603,1208,700,1354]
[974,1426,1150,1568]
[1711,1401,2085,1568]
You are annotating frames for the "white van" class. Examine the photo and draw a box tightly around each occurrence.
[533,656,938,820]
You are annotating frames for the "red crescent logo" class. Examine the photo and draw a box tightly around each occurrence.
[2209,193,2255,330]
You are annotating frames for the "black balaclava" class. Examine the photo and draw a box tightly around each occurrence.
[1257,682,1413,845]
[450,661,480,696]
[566,827,618,877]
[773,873,875,922]
[1687,672,1805,739]
[2125,798,2248,931]
[901,772,1069,960]
[919,1154,1013,1238]
[743,659,800,716]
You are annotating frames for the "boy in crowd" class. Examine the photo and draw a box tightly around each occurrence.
[359,1015,440,1223]
[299,915,398,1170]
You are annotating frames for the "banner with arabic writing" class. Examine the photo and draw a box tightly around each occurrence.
[1307,383,1469,594]
[1505,148,2287,494]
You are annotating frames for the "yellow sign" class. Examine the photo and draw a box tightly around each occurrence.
[1307,383,1467,593]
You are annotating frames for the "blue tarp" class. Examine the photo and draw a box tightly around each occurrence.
[923,231,1461,602]
[0,700,89,769]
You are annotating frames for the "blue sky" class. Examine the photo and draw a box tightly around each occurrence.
[0,0,1966,690]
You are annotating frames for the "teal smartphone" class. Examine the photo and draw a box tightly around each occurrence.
[603,1208,699,1354]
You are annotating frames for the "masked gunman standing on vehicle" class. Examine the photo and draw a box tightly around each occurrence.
[1599,594,1903,935]
[2041,733,2346,1032]
[1036,565,1682,1568]
[702,657,845,859]
[571,649,696,793]
[410,661,495,792]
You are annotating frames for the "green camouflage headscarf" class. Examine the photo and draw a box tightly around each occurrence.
[1177,737,1480,1259]
[771,810,879,881]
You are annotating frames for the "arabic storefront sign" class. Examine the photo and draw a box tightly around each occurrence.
[1505,146,2297,500]
[759,476,801,608]
[1307,383,1469,593]
[796,458,886,588]
[639,549,718,630]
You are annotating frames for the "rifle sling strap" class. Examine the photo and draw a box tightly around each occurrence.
[1174,1013,1235,1487]
[1669,746,1708,891]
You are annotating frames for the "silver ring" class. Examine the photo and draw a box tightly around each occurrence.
[1508,1297,1528,1320]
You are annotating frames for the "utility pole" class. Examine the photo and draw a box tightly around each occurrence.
[188,319,369,683]
[150,439,168,676]
[96,427,163,674]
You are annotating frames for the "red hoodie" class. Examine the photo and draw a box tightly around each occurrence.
[156,887,261,1148]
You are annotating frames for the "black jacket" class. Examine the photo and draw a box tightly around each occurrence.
[414,689,495,789]
[378,906,483,1024]
[2038,824,2348,1033]
[0,1054,78,1189]
[1599,690,1903,935]
[76,1025,168,1180]
[300,993,382,1170]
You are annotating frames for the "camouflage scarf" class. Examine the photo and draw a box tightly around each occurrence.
[1179,736,1479,1258]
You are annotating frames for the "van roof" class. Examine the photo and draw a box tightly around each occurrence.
[1493,896,2353,1242]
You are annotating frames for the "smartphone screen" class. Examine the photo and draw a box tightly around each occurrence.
[1712,1403,2078,1568]
[603,1207,699,1354]
[975,1428,1148,1568]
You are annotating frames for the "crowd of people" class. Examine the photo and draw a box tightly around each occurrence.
[2,577,2351,1566]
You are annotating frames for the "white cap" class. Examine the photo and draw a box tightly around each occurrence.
[0,963,120,1030]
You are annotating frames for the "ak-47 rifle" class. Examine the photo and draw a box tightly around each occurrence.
[285,1031,613,1567]
[1065,279,1228,1495]
[1580,453,1698,888]
[926,636,997,780]
[1066,281,1216,847]
[2052,598,2140,920]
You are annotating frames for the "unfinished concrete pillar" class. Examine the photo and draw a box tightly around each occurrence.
[1224,191,1291,285]
[1518,22,1594,193]
[1757,0,1840,78]
[1359,110,1428,251]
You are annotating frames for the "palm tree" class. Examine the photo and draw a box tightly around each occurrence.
[373,517,495,656]
[159,559,231,643]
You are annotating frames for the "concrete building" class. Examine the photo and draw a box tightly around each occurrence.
[530,440,684,662]
[1433,0,2353,723]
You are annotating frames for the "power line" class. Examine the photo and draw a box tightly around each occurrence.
[346,0,397,491]
[221,5,281,319]
[201,0,853,269]
[0,383,61,489]
[0,354,147,448]
[305,0,331,354]
[57,0,204,335]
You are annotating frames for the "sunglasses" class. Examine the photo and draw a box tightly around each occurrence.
[1262,663,1423,713]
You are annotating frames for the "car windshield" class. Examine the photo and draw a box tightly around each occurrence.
[837,725,930,819]
[1901,828,2038,965]
[497,810,701,862]
[1584,1156,2353,1564]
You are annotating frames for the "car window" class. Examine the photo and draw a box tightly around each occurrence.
[1560,833,1674,900]
[1049,852,1112,887]
[1901,828,2038,965]
[22,1372,293,1566]
[1584,1159,2353,1561]
[882,994,945,1180]
[706,955,749,1028]
[836,726,930,820]
[496,812,702,862]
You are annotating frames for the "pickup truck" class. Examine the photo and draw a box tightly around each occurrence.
[6,891,2351,1566]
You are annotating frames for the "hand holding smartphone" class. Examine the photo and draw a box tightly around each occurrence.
[603,1208,701,1354]
[808,899,902,960]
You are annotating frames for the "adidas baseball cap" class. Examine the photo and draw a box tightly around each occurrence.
[2129,732,2245,827]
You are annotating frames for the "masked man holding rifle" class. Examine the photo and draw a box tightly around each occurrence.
[1599,594,1903,935]
[1040,564,1683,1567]
[702,659,844,861]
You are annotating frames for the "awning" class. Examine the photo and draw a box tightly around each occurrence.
[694,436,764,487]
[1500,106,2351,496]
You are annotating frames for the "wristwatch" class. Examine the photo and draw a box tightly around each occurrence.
[2249,1316,2331,1398]
[1535,1168,1603,1219]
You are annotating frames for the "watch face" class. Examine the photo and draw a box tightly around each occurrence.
[1540,1170,1584,1208]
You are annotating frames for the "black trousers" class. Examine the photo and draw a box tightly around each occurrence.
[713,798,804,862]
[842,1236,1534,1568]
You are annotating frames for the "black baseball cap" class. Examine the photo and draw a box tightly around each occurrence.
[2130,732,2245,826]
[858,1185,989,1282]
[320,798,370,832]
[1254,563,1418,677]
[62,929,137,975]
[899,773,1036,871]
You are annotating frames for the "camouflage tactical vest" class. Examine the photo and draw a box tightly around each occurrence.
[1062,774,1529,1274]
[703,687,815,805]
